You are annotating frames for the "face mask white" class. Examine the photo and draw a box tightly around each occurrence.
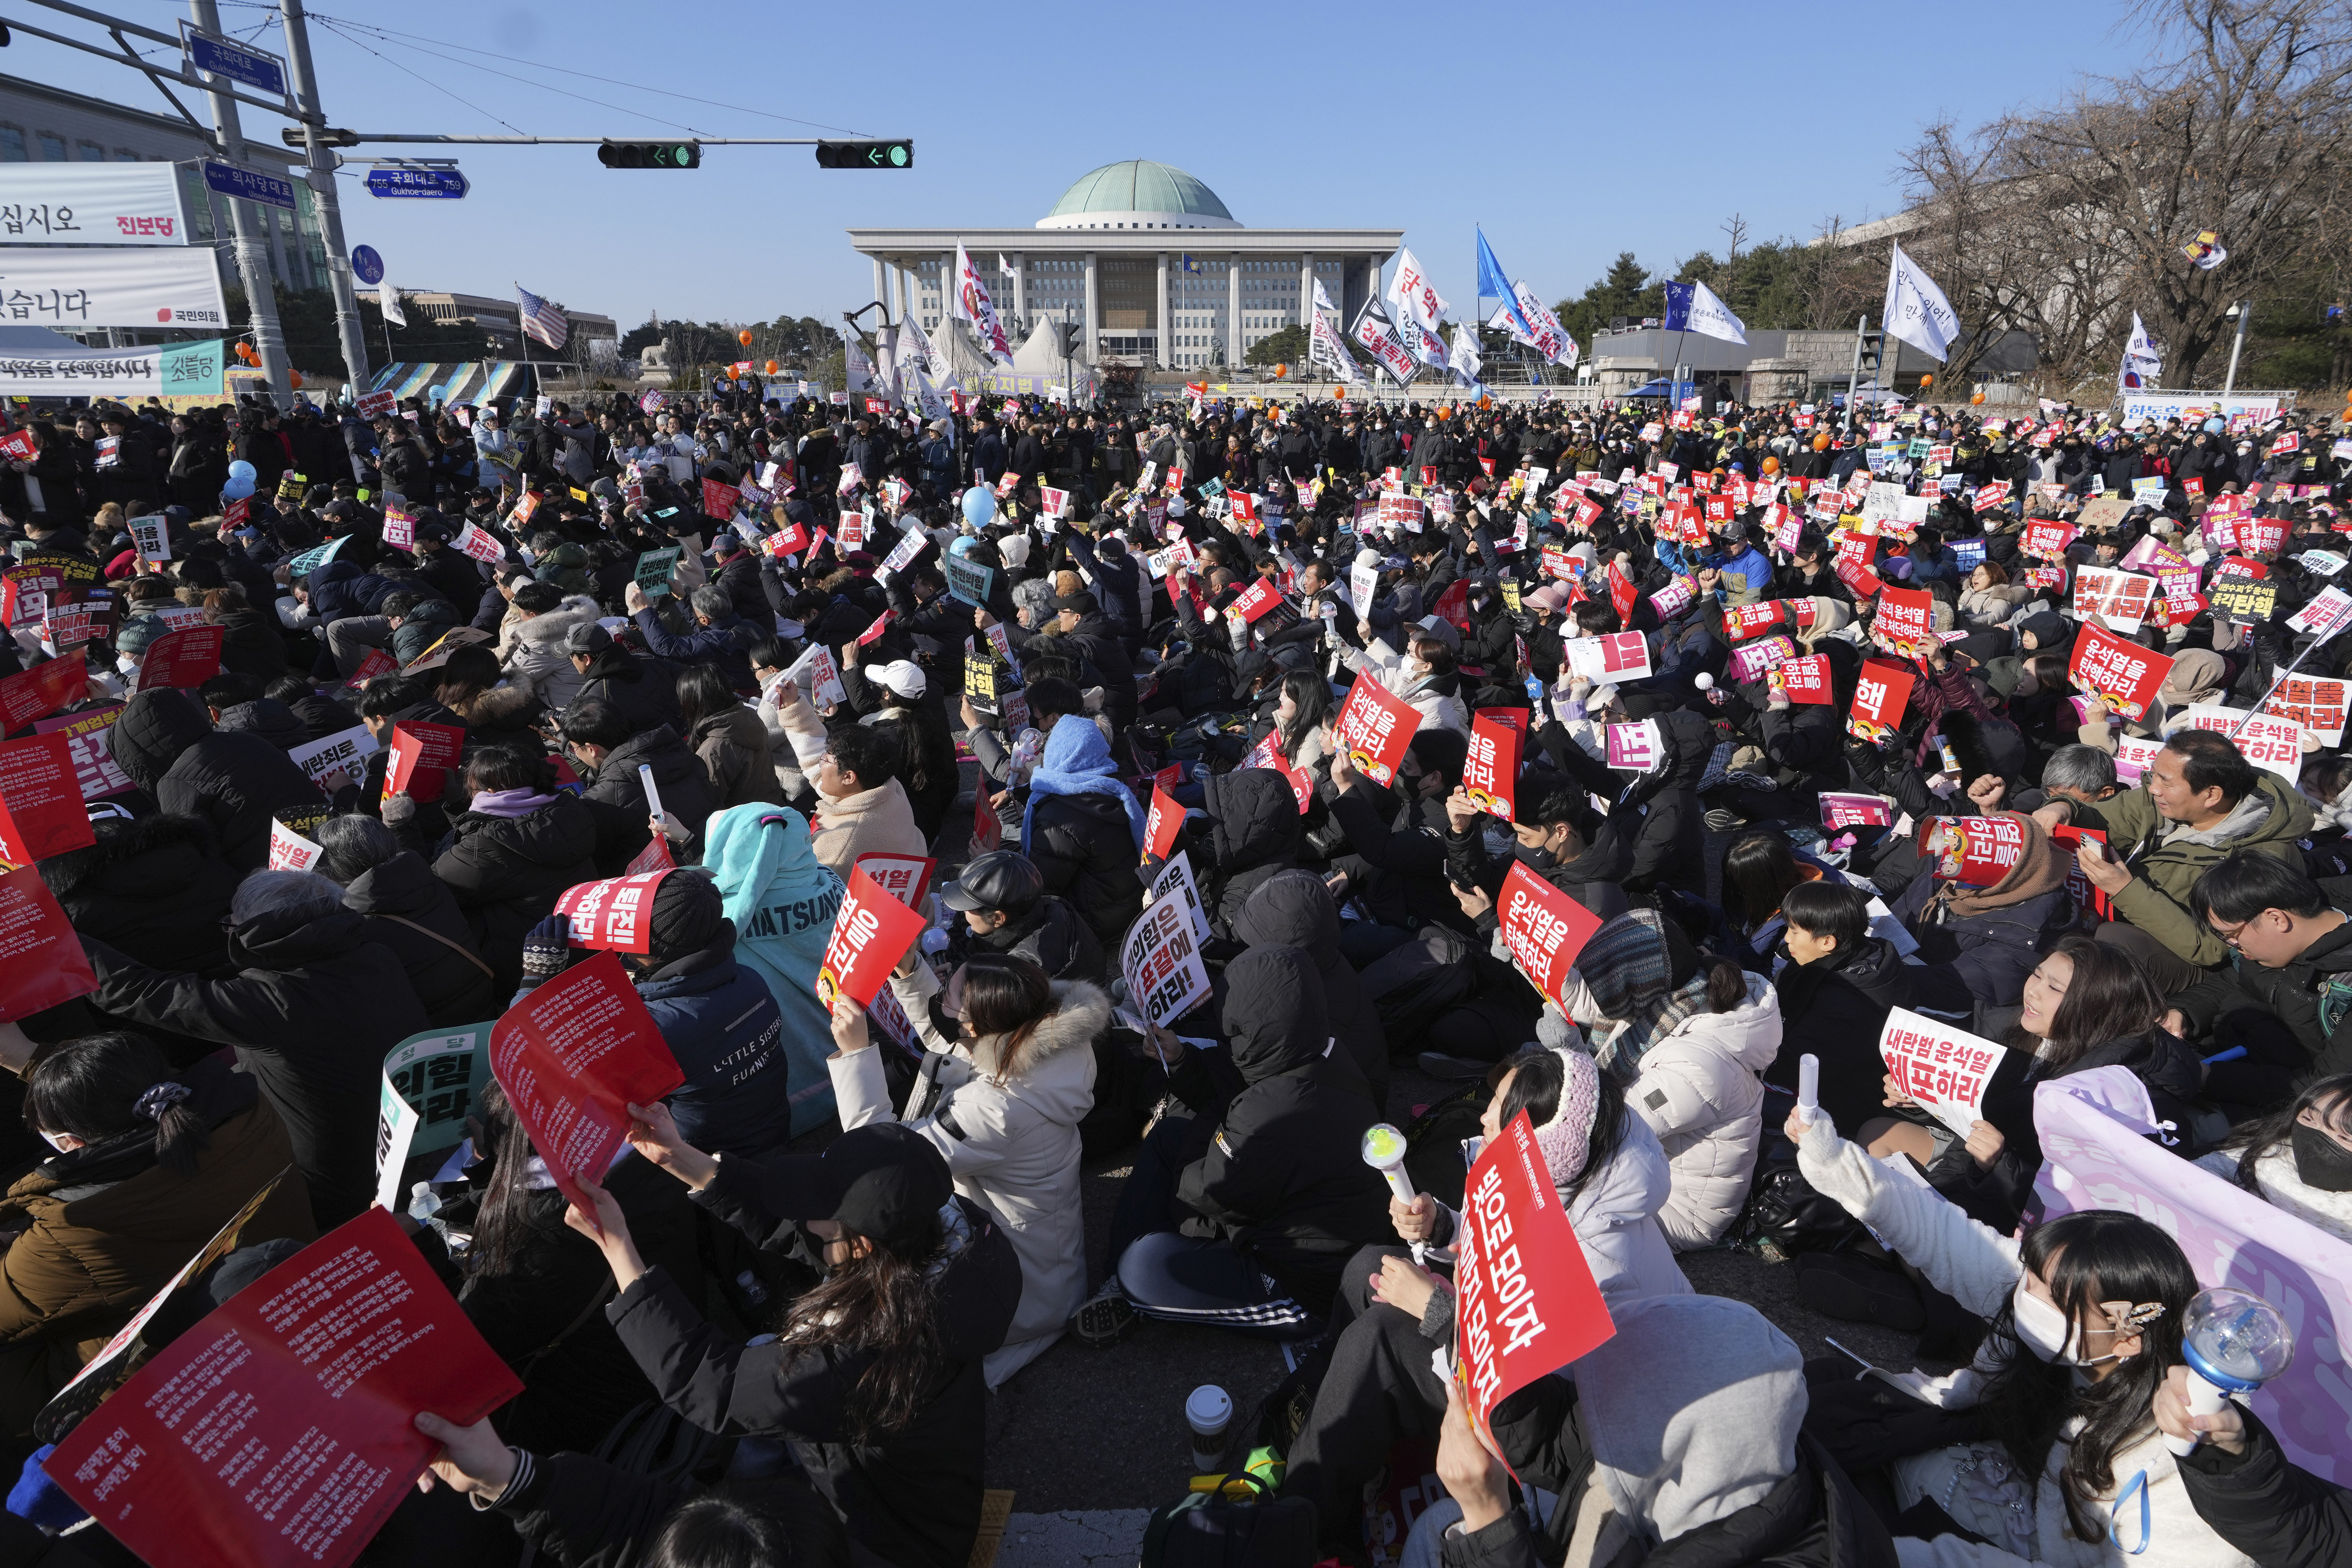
[116,653,140,675]
[39,1130,72,1154]
[2012,1279,2118,1366]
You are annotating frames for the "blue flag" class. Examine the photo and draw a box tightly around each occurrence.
[1476,228,1534,339]
[1662,281,1695,334]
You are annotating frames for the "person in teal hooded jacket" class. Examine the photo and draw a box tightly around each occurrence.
[702,802,849,1137]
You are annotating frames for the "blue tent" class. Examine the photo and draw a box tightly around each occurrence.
[1621,378,1672,399]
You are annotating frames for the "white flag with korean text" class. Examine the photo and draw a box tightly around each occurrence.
[1883,243,1961,362]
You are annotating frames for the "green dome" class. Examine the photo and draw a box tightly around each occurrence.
[1040,160,1236,228]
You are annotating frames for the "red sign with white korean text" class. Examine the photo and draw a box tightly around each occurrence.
[1377,492,1426,530]
[816,867,927,1008]
[1874,587,1934,645]
[2067,622,2173,721]
[488,949,683,1214]
[1144,785,1185,861]
[1333,670,1421,787]
[1848,658,1915,741]
[1818,792,1895,830]
[0,732,93,864]
[0,863,95,1019]
[1778,653,1833,704]
[2021,519,2079,561]
[552,870,677,954]
[0,651,86,732]
[382,719,465,804]
[623,834,675,877]
[1496,861,1603,1006]
[1722,602,1786,642]
[1231,577,1283,624]
[1454,1109,1614,1451]
[1834,557,1885,598]
[42,1206,523,1568]
[1878,1008,2010,1138]
[31,703,133,800]
[1463,712,1523,821]
[343,648,398,692]
[1918,813,2029,887]
[137,625,223,690]
[701,478,740,519]
[854,852,935,910]
[1607,561,1638,625]
[2265,676,2349,746]
[971,793,1004,854]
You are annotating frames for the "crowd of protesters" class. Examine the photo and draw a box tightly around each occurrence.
[0,367,2347,1568]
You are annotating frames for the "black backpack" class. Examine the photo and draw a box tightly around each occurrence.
[1139,1472,1317,1568]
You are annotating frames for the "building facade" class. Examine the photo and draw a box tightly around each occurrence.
[848,159,1402,371]
[0,71,324,299]
[404,290,617,356]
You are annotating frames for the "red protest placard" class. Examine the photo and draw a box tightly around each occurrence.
[1848,657,1916,742]
[342,648,397,692]
[137,625,223,690]
[765,520,812,558]
[1778,653,1834,704]
[1231,577,1283,624]
[816,867,928,1008]
[1919,813,2030,886]
[0,732,93,864]
[0,428,36,464]
[1496,861,1603,1005]
[701,478,740,519]
[2052,824,2114,919]
[1454,1108,1614,1450]
[382,719,465,804]
[1875,586,1935,645]
[1721,602,1786,642]
[2068,622,2173,721]
[624,834,676,877]
[552,870,676,953]
[1334,670,1421,787]
[489,949,683,1212]
[42,1206,523,1568]
[0,650,87,732]
[1144,785,1185,861]
[2021,519,2078,561]
[0,863,95,1019]
[1463,711,1523,821]
[854,851,935,910]
[31,702,134,800]
[972,793,1004,854]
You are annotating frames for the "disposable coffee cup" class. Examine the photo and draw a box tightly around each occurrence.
[1185,1383,1232,1470]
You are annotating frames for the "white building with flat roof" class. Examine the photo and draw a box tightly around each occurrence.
[848,159,1402,372]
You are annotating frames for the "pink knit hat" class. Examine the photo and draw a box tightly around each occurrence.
[1532,1046,1601,1190]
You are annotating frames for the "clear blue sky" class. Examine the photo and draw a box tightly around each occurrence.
[29,0,2136,332]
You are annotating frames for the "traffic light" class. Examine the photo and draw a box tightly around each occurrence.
[598,141,700,170]
[816,140,913,170]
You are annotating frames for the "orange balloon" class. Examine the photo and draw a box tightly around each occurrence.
[1919,373,1934,388]
[737,330,754,348]
[289,371,303,388]
[1811,433,1831,451]
[1436,405,1451,419]
[1273,363,1287,378]
[1760,456,1780,475]
[1971,391,1986,405]
[764,360,779,375]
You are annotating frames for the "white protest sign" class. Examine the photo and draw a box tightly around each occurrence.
[374,1075,422,1213]
[286,723,378,791]
[1121,895,1211,1028]
[1350,559,1378,624]
[2179,703,2305,785]
[1563,630,1653,683]
[787,641,847,708]
[2288,585,2352,643]
[127,514,170,562]
[1146,849,1213,946]
[267,816,322,872]
[1879,1008,2009,1137]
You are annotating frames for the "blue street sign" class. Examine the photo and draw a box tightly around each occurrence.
[363,169,469,200]
[181,27,287,98]
[350,245,385,286]
[202,160,296,212]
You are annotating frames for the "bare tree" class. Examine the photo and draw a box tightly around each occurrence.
[1720,213,1749,264]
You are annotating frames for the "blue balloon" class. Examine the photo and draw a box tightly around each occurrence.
[960,485,997,529]
[227,460,257,483]
[221,477,255,502]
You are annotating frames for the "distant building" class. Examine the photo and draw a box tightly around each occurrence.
[1583,324,2040,401]
[401,290,617,356]
[848,159,1402,371]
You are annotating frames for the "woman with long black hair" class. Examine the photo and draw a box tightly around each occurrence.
[1788,1103,2236,1568]
[2212,1073,2352,1243]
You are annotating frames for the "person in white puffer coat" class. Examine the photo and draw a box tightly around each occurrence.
[1788,1105,2252,1568]
[1622,967,1783,1249]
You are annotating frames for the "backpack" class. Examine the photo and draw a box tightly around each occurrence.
[1139,1472,1317,1568]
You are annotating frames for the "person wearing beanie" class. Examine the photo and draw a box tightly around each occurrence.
[515,868,792,1159]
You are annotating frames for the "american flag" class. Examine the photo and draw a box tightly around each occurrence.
[515,283,569,350]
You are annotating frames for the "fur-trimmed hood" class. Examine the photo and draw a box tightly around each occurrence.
[959,978,1109,1092]
[445,680,540,731]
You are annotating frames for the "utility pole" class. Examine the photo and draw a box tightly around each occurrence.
[278,0,370,395]
[188,0,291,407]
[2221,300,2251,399]
[1848,315,1868,432]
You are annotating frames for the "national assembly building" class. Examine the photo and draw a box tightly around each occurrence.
[847,159,1403,373]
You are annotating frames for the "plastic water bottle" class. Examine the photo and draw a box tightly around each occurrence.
[407,1182,442,1226]
[735,1269,769,1308]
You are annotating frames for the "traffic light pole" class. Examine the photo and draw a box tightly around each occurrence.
[278,0,372,397]
[187,0,292,409]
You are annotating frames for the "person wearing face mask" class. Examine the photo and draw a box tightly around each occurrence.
[1341,629,1470,735]
[1787,1105,2241,1568]
[2207,1074,2352,1243]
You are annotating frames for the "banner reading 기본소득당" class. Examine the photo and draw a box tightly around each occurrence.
[0,339,227,399]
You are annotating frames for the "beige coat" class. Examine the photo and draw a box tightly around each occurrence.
[809,777,929,881]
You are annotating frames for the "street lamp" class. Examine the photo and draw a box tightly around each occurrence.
[2221,300,2251,399]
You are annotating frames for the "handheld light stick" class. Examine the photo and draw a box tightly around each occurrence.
[2168,1285,2295,1457]
[1795,1054,1820,1128]
[1361,1123,1426,1264]
[639,764,665,827]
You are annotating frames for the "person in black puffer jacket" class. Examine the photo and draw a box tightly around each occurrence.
[570,707,716,872]
[428,747,601,995]
[570,628,685,739]
[1200,766,1303,941]
[106,687,323,871]
[1232,869,1390,1114]
[1105,945,1390,1328]
[1020,718,1147,950]
[79,865,430,1227]
[212,696,312,756]
[204,585,288,679]
[266,674,363,743]
[314,815,499,1028]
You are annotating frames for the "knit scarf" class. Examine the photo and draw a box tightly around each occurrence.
[468,788,556,820]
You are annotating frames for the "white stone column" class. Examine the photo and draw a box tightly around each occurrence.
[1011,251,1027,335]
[1156,251,1170,369]
[870,255,887,310]
[1300,250,1315,326]
[1083,251,1099,365]
[1227,251,1242,369]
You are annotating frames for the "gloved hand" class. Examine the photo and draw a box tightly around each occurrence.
[520,915,574,983]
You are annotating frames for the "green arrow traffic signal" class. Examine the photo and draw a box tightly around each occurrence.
[598,141,701,169]
[815,140,913,169]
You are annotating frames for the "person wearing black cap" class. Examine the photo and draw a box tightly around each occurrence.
[937,848,1105,984]
[534,1118,1020,1568]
